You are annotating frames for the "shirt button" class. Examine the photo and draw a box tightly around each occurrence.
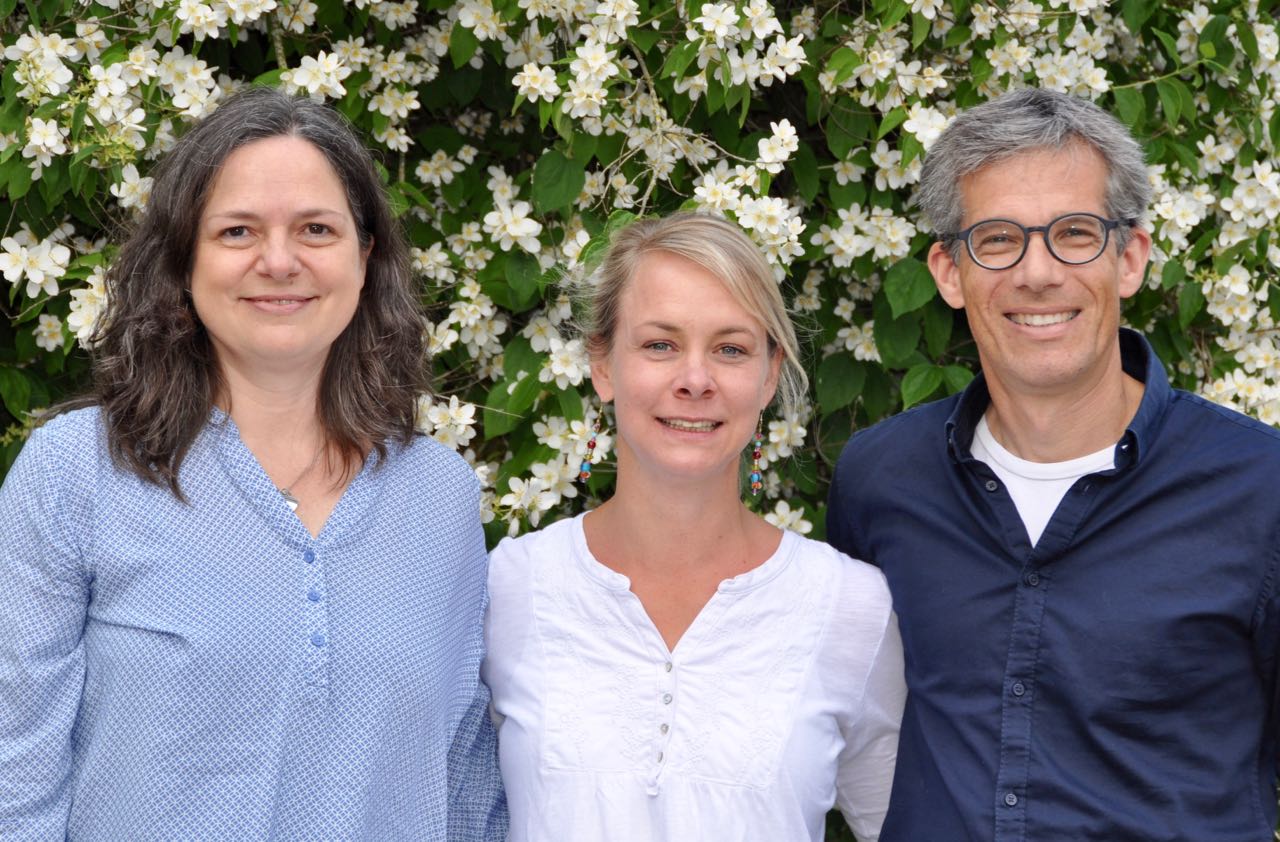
[662,693,672,705]
[307,588,322,602]
[1024,571,1040,587]
[310,632,326,647]
[1004,792,1018,807]
[660,723,669,734]
[657,752,664,763]
[984,479,999,492]
[664,661,673,673]
[1011,681,1026,697]
[303,550,316,564]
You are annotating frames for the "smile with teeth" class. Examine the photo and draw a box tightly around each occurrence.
[661,418,720,432]
[1007,311,1079,326]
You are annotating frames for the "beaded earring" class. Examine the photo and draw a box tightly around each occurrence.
[749,416,764,496]
[579,416,600,482]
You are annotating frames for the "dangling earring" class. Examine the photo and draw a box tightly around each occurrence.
[579,415,601,482]
[749,415,764,496]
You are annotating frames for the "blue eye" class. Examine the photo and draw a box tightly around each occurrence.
[719,345,746,357]
[645,341,673,352]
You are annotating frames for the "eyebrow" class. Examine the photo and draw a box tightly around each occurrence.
[203,208,348,222]
[638,320,758,338]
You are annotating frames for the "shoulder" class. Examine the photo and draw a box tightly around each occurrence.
[391,434,482,496]
[489,514,579,572]
[13,406,108,486]
[1168,388,1280,450]
[787,534,893,614]
[836,393,958,469]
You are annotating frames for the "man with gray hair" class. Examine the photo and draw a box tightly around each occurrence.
[827,87,1280,840]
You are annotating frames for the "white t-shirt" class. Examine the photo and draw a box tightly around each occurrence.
[972,415,1115,546]
[482,513,906,842]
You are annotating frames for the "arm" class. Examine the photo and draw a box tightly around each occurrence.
[0,425,92,839]
[834,608,907,842]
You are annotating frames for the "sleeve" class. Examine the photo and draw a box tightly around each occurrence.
[834,605,907,842]
[826,438,866,562]
[0,424,92,839]
[446,482,510,842]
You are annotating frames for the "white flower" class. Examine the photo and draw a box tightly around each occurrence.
[283,52,351,100]
[109,164,153,211]
[695,2,740,47]
[483,201,543,252]
[513,63,561,102]
[22,117,68,170]
[417,394,479,449]
[0,236,72,299]
[764,500,813,534]
[67,266,108,346]
[33,313,65,352]
[539,336,589,388]
[902,103,950,150]
[757,118,799,172]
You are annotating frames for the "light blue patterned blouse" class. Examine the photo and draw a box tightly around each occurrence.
[0,407,506,841]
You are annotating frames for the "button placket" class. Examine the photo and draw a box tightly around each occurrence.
[302,545,331,687]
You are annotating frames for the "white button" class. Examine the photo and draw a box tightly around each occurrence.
[662,693,672,704]
[664,661,672,672]
[660,723,669,734]
[657,752,664,763]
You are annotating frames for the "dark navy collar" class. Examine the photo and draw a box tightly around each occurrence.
[945,328,1171,470]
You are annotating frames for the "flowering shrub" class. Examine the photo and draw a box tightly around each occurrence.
[2,0,1279,551]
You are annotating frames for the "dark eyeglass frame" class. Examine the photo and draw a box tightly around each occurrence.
[939,212,1138,271]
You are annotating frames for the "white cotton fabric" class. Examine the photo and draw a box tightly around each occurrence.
[972,415,1116,546]
[483,513,905,842]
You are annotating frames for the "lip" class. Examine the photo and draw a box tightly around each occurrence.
[242,295,316,315]
[658,417,723,433]
[1004,309,1080,328]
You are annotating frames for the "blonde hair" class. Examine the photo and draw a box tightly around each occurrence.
[580,212,807,418]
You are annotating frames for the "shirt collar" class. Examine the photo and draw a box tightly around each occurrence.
[945,328,1172,469]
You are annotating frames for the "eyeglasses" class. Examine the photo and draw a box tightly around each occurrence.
[939,212,1137,271]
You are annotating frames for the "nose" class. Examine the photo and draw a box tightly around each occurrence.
[256,232,301,280]
[1013,231,1065,291]
[674,351,715,398]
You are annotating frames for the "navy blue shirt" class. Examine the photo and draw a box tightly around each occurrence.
[827,330,1280,841]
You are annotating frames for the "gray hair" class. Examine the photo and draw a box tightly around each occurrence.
[917,88,1152,254]
[580,212,807,420]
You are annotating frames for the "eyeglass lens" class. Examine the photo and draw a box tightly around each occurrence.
[969,214,1108,269]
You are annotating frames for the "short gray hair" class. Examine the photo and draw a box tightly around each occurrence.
[917,88,1152,252]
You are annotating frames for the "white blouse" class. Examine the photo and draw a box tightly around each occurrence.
[482,513,906,842]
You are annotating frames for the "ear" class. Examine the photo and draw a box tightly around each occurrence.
[928,241,966,309]
[1116,225,1151,299]
[590,350,614,404]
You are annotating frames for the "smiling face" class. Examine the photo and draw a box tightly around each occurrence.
[927,143,1151,403]
[591,250,781,489]
[190,134,369,381]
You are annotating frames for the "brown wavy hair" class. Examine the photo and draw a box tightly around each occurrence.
[74,86,427,497]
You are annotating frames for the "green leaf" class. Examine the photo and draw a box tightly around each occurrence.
[0,367,31,417]
[922,296,954,358]
[1112,87,1145,131]
[876,107,907,141]
[1120,0,1155,35]
[901,364,943,409]
[531,148,586,214]
[1156,78,1180,125]
[483,382,520,439]
[826,46,860,88]
[507,368,544,416]
[557,387,584,422]
[1199,15,1234,67]
[506,250,540,306]
[1161,259,1186,291]
[873,308,921,368]
[1238,22,1260,64]
[942,364,974,394]
[1151,29,1181,66]
[660,39,699,79]
[450,22,480,69]
[911,12,931,49]
[816,352,866,412]
[883,257,936,319]
[792,141,820,203]
[1177,281,1204,329]
[7,159,33,201]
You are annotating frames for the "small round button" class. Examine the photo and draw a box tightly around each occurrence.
[310,632,326,647]
[662,693,672,705]
[660,723,669,734]
[657,752,664,763]
[1011,681,1025,697]
[984,479,999,492]
[1024,571,1040,587]
[1004,792,1018,807]
[303,550,316,564]
[307,588,321,602]
[664,661,673,673]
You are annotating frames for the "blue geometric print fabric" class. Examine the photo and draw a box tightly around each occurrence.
[0,407,506,841]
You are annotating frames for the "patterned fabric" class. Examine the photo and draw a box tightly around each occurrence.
[0,407,507,841]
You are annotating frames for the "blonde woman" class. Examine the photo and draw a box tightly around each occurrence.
[483,213,905,842]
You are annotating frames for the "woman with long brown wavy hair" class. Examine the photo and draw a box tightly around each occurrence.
[0,87,505,840]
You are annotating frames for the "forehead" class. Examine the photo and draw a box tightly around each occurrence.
[203,135,350,211]
[957,142,1109,224]
[618,250,763,329]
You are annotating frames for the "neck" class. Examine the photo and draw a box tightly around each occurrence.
[217,360,326,464]
[589,461,761,575]
[984,365,1143,463]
